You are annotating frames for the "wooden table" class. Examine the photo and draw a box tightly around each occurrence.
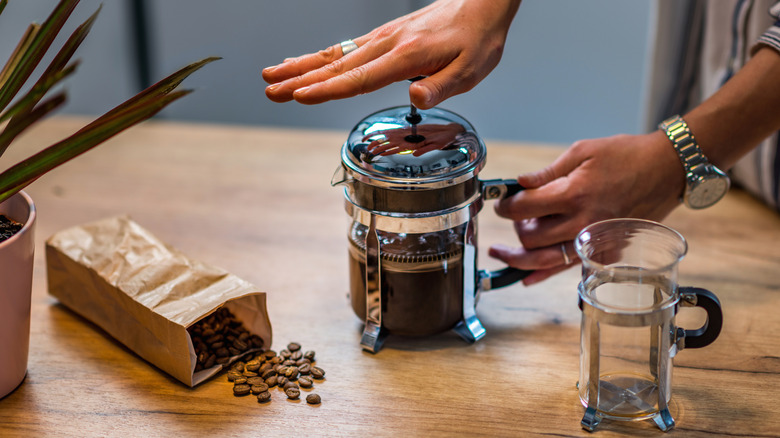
[1,117,779,437]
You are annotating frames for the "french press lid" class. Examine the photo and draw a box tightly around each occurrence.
[342,106,486,188]
[336,105,488,214]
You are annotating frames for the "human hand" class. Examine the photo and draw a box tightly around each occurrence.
[364,123,465,156]
[262,0,521,109]
[489,131,685,285]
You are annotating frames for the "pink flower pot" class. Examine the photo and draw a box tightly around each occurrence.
[0,191,36,399]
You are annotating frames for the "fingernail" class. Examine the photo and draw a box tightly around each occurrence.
[266,83,281,93]
[262,65,277,74]
[293,86,311,97]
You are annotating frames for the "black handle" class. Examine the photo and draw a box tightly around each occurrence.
[481,178,525,200]
[482,267,533,290]
[679,286,723,349]
[503,179,524,197]
[478,179,530,290]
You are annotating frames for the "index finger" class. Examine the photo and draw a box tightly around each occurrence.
[262,43,344,85]
[494,178,571,220]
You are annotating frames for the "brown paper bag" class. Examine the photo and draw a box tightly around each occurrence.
[45,215,272,387]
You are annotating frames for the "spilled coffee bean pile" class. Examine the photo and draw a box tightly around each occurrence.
[227,341,324,405]
[189,307,265,372]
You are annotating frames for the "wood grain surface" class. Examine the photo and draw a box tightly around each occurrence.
[0,117,778,437]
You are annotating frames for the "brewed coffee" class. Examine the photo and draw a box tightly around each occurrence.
[348,223,467,336]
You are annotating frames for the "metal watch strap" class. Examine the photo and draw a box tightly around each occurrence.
[659,115,710,174]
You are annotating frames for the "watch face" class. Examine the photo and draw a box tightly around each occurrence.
[688,176,729,209]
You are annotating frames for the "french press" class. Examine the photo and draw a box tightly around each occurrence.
[332,104,530,353]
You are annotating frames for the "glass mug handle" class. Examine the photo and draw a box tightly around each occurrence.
[479,179,533,290]
[678,287,723,349]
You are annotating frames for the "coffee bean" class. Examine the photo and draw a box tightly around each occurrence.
[233,376,248,385]
[284,366,299,380]
[265,375,278,387]
[242,370,258,378]
[285,387,301,400]
[246,376,264,386]
[282,360,296,367]
[263,350,277,360]
[290,351,303,361]
[203,354,216,369]
[298,363,311,375]
[310,367,325,379]
[250,335,264,349]
[261,369,277,379]
[306,394,321,405]
[298,376,313,388]
[276,376,289,387]
[233,384,251,396]
[304,350,316,361]
[280,349,291,360]
[251,384,269,395]
[283,381,299,390]
[227,370,243,382]
[233,339,249,351]
[287,342,301,352]
[257,391,272,403]
[188,308,266,381]
[245,360,261,372]
[295,358,311,367]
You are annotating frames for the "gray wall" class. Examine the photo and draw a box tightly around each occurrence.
[0,0,652,145]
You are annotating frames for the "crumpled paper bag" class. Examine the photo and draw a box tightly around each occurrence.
[45,215,271,387]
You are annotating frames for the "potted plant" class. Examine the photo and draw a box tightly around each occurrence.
[0,0,217,398]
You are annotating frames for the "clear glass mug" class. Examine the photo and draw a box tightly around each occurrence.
[575,219,723,432]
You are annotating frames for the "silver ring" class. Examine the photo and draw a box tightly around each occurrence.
[561,243,571,265]
[340,39,358,56]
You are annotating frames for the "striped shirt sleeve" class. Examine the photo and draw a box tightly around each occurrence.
[753,1,780,53]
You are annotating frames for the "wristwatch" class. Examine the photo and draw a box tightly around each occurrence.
[659,115,730,209]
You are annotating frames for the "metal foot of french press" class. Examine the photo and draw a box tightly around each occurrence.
[360,321,387,353]
[452,316,486,343]
[581,407,601,432]
[653,408,676,432]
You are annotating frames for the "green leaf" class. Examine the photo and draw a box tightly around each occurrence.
[0,24,40,90]
[0,56,217,203]
[0,93,66,157]
[0,90,192,203]
[96,56,221,123]
[0,61,77,125]
[0,0,79,112]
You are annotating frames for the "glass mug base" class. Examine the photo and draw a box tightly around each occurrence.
[579,374,662,421]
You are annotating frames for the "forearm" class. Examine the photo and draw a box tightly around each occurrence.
[682,46,780,170]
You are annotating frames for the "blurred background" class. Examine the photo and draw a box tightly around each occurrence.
[0,0,653,145]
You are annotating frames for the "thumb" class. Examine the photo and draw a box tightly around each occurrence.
[409,80,444,110]
[515,166,558,189]
[517,144,584,188]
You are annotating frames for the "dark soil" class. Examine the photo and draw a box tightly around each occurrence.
[0,214,23,243]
